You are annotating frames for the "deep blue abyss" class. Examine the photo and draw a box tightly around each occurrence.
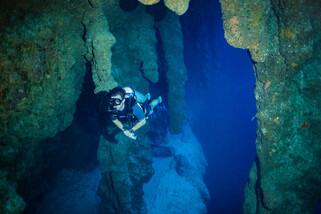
[182,0,257,213]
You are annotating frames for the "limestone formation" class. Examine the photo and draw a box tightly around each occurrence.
[97,127,153,213]
[104,0,159,93]
[164,0,190,15]
[0,0,113,212]
[94,4,158,211]
[82,1,117,94]
[137,0,160,5]
[0,0,194,213]
[144,125,209,213]
[157,11,187,134]
[138,0,190,15]
[220,0,321,213]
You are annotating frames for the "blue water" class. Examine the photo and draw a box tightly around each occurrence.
[182,0,257,213]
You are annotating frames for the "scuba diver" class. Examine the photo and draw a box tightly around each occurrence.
[103,86,162,140]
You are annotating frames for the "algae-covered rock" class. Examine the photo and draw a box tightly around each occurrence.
[82,0,117,94]
[0,173,25,214]
[220,0,321,213]
[0,0,103,212]
[97,129,153,213]
[220,0,277,62]
[104,1,159,93]
[164,0,190,15]
[138,0,160,5]
[243,164,258,214]
[0,1,87,144]
[138,0,190,15]
[157,11,187,134]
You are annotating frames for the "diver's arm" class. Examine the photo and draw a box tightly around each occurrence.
[112,119,137,140]
[112,119,125,131]
[130,118,147,132]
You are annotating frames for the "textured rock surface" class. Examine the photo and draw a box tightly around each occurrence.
[157,11,187,133]
[0,0,114,212]
[0,0,195,213]
[97,129,153,214]
[164,0,190,15]
[105,0,159,93]
[138,0,190,15]
[144,125,209,214]
[220,0,321,213]
[138,0,161,5]
[94,2,156,213]
[83,0,117,94]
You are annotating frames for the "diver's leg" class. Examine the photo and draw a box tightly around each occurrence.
[134,90,150,103]
[149,96,162,111]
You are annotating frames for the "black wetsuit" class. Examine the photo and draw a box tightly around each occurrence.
[96,91,149,129]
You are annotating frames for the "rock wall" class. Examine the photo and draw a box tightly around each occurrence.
[94,2,156,213]
[95,2,189,213]
[144,125,209,214]
[83,0,117,94]
[0,1,85,213]
[104,0,159,93]
[157,11,187,134]
[98,129,153,213]
[220,0,321,213]
[0,0,115,213]
[0,0,191,213]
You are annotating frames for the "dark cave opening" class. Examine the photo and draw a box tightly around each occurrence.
[22,61,102,214]
[41,60,100,174]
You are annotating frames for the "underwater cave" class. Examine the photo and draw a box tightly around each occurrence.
[0,0,321,214]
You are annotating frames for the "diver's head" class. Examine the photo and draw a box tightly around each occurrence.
[109,87,126,111]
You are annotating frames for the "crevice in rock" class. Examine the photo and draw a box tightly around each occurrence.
[254,158,271,213]
[87,0,95,8]
[22,60,101,214]
[119,0,139,12]
[107,172,123,213]
[146,24,170,145]
[145,2,167,21]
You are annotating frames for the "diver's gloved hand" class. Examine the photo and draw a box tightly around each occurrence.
[123,130,137,140]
